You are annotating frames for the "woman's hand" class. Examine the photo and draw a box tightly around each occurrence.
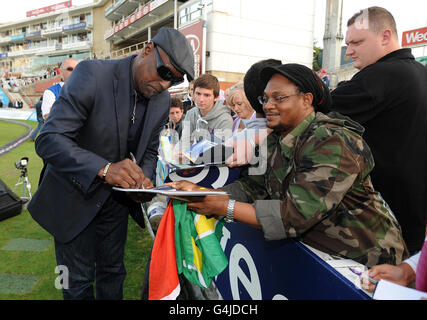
[361,263,416,292]
[167,180,229,217]
[225,139,254,167]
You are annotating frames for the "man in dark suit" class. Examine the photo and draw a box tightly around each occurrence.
[28,27,194,300]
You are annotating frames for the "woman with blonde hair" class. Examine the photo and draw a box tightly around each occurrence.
[226,83,256,133]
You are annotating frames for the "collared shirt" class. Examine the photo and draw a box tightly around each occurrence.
[224,111,409,267]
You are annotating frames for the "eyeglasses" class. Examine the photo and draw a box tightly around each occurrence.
[257,93,300,106]
[62,67,74,72]
[154,46,184,86]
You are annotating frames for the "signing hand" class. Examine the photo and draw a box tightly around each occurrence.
[100,158,152,189]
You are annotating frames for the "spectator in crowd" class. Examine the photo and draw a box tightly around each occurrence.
[167,96,184,139]
[27,27,194,300]
[225,59,281,168]
[317,68,330,87]
[328,6,427,254]
[42,58,78,120]
[169,63,409,268]
[30,96,44,141]
[226,83,256,134]
[223,87,231,105]
[182,80,195,113]
[175,74,233,162]
[222,86,237,118]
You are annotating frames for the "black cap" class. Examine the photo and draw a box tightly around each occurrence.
[152,27,195,81]
[243,59,282,115]
[260,63,331,113]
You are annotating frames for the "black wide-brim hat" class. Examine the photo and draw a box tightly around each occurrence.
[260,63,331,113]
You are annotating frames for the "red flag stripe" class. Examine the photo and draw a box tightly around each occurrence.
[149,202,180,300]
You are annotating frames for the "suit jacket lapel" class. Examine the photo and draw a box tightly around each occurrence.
[113,56,134,159]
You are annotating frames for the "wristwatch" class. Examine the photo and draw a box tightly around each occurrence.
[224,199,236,223]
[102,162,112,181]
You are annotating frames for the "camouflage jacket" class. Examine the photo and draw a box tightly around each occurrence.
[223,112,409,267]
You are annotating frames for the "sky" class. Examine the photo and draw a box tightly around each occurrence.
[1,0,426,48]
[0,0,93,23]
[314,0,427,48]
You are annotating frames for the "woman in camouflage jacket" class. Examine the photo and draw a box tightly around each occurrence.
[169,63,409,267]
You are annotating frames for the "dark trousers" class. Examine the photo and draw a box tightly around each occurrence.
[54,194,129,300]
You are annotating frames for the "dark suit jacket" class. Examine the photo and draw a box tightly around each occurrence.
[28,55,170,243]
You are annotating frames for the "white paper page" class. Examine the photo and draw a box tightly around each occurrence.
[373,279,427,300]
[112,186,227,197]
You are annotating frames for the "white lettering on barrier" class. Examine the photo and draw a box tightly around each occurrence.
[221,227,288,300]
[220,226,231,252]
[211,166,229,189]
[229,243,262,300]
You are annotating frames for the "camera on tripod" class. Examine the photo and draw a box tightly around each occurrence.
[15,157,28,171]
[13,157,32,204]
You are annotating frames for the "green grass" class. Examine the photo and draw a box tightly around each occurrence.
[0,120,29,146]
[0,120,153,300]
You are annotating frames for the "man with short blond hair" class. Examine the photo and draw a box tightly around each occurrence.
[329,6,427,254]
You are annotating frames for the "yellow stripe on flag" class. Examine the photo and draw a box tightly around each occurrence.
[191,236,203,272]
[194,215,216,235]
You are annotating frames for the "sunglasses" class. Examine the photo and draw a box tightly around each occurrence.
[62,67,74,72]
[154,46,184,86]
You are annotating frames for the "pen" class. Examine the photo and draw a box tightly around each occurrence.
[129,152,137,163]
[129,152,144,189]
[349,267,378,284]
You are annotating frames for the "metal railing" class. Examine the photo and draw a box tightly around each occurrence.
[110,40,147,59]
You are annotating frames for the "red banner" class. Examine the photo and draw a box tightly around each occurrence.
[26,1,72,18]
[402,26,427,48]
[179,20,204,78]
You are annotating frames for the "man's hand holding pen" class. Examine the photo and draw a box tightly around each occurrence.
[97,154,154,203]
[99,158,152,189]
